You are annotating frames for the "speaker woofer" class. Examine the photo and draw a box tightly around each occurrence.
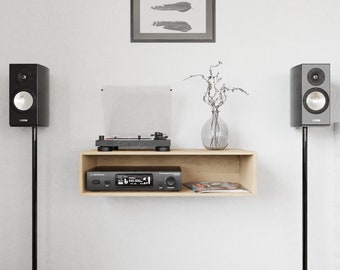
[307,68,325,86]
[303,88,329,114]
[13,91,34,111]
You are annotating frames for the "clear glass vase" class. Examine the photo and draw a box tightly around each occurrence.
[201,109,229,150]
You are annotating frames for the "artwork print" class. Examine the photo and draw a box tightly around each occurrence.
[131,0,215,42]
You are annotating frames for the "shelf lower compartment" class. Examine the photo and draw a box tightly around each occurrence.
[79,149,257,197]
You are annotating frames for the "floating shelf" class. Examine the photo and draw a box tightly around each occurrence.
[79,149,257,197]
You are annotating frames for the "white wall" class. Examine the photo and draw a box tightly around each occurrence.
[0,1,339,269]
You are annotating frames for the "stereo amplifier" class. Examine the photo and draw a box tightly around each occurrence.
[86,166,182,191]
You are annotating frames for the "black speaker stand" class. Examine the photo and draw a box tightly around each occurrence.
[32,126,38,270]
[302,126,308,270]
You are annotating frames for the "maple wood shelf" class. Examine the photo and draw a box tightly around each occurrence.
[79,149,257,197]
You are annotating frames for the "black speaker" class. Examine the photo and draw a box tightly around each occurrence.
[290,63,330,127]
[9,64,49,127]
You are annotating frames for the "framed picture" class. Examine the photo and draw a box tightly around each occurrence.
[131,0,215,42]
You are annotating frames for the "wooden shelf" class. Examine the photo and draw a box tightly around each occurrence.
[79,149,257,197]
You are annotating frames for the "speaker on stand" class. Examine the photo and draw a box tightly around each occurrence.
[9,63,49,270]
[290,63,330,270]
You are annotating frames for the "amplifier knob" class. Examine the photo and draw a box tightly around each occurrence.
[165,176,176,187]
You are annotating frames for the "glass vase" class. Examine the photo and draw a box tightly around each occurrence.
[201,110,229,150]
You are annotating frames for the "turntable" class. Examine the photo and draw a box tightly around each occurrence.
[96,132,171,151]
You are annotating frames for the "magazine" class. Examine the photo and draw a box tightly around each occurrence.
[184,181,249,193]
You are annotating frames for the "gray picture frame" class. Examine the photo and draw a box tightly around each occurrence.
[131,0,216,42]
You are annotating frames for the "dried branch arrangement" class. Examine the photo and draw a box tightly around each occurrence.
[185,61,249,111]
